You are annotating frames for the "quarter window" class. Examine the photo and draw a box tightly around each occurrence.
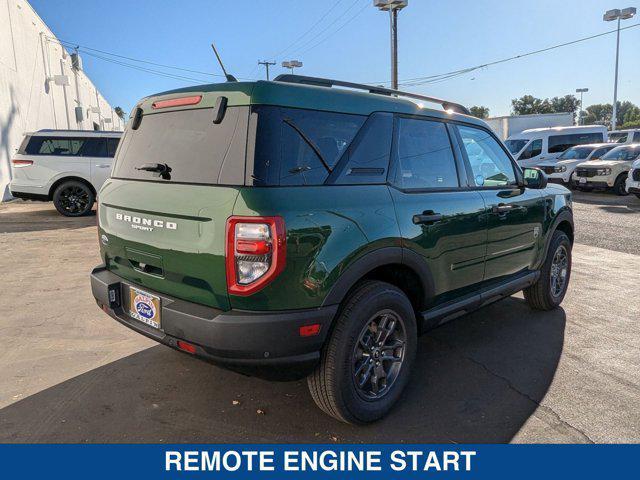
[333,113,393,185]
[392,117,459,189]
[458,125,517,187]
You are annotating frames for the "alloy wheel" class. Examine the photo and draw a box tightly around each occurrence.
[352,309,406,400]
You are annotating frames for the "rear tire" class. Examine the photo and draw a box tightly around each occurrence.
[52,180,95,217]
[613,174,629,196]
[307,281,417,424]
[524,230,572,311]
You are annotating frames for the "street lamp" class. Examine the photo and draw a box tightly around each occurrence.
[603,7,636,130]
[282,60,303,74]
[576,88,589,125]
[374,0,408,90]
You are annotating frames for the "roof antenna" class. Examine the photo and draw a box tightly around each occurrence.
[210,43,237,82]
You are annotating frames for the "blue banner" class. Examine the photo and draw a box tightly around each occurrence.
[1,444,639,479]
[0,444,637,479]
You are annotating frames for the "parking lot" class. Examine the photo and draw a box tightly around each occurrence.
[0,191,638,443]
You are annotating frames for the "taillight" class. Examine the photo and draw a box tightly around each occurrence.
[11,159,33,167]
[226,216,286,296]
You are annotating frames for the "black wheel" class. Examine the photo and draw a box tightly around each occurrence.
[613,174,629,196]
[52,180,95,217]
[524,231,572,311]
[307,281,417,424]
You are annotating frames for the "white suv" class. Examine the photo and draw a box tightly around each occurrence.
[9,130,121,216]
[573,144,640,195]
[537,143,616,186]
[626,158,640,199]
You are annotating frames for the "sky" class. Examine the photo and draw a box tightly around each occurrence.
[30,0,640,117]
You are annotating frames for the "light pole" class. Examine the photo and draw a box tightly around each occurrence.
[282,60,303,75]
[374,0,408,90]
[576,88,588,125]
[603,7,636,130]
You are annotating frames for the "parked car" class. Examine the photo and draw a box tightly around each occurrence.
[537,143,617,186]
[608,129,640,144]
[626,158,640,198]
[9,130,122,216]
[504,125,607,168]
[90,76,574,424]
[573,144,640,195]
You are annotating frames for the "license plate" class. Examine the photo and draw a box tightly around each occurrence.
[579,178,587,184]
[129,287,161,329]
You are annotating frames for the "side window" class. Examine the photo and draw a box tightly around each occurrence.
[333,113,393,185]
[279,108,365,186]
[458,125,517,187]
[106,138,120,157]
[392,117,459,189]
[548,132,603,153]
[518,139,543,160]
[25,137,86,156]
[591,147,611,159]
[81,139,108,157]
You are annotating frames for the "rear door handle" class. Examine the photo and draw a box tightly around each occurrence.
[412,212,443,225]
[492,204,513,214]
[96,164,111,168]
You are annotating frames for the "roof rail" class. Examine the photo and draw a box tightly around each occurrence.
[273,74,471,115]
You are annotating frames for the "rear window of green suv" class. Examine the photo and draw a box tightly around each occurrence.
[112,106,249,185]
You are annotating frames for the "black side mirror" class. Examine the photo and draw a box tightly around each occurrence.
[523,167,548,189]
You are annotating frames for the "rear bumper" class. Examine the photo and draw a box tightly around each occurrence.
[90,266,337,377]
[9,189,49,201]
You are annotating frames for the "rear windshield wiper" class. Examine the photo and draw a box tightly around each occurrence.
[136,162,172,180]
[283,118,332,174]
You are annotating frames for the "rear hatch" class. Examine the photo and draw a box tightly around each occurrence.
[97,86,252,310]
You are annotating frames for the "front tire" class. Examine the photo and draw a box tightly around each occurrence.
[613,174,629,196]
[307,281,417,424]
[52,180,95,217]
[524,230,572,310]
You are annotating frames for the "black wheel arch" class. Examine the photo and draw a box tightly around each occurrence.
[49,176,96,200]
[322,247,436,314]
[537,208,574,270]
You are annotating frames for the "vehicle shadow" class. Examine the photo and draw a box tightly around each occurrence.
[0,203,96,234]
[0,297,565,443]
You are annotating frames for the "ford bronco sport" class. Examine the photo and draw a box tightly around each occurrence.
[91,75,574,424]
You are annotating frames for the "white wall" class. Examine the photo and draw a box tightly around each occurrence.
[0,0,124,201]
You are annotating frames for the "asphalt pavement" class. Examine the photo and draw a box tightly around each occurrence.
[0,191,638,443]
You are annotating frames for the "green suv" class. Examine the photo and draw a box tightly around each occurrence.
[91,75,573,423]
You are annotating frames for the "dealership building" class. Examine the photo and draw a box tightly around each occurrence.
[0,0,124,201]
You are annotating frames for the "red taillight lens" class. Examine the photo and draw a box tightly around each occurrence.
[151,95,202,109]
[226,216,286,296]
[11,159,33,167]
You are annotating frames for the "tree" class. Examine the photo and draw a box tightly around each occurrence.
[469,105,490,119]
[114,106,125,119]
[582,103,612,126]
[511,95,554,115]
[549,95,581,120]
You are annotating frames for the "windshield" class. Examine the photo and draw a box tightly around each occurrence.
[601,147,640,161]
[608,132,628,143]
[504,139,528,154]
[558,146,594,160]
